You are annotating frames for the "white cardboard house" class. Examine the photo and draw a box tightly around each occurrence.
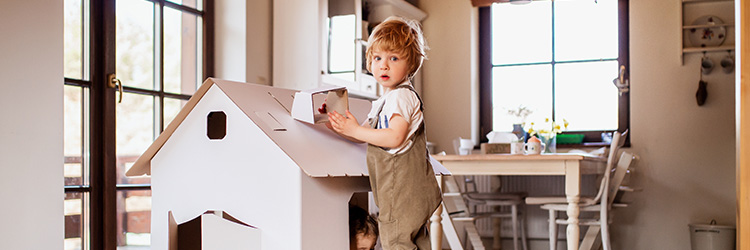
[126,78,449,250]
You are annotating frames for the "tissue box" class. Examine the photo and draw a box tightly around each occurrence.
[481,143,510,154]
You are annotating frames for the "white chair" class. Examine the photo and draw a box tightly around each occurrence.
[444,174,528,250]
[448,138,528,250]
[446,138,528,250]
[525,130,635,250]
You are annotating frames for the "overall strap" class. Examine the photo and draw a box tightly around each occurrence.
[395,84,424,112]
[370,84,422,128]
[392,84,427,155]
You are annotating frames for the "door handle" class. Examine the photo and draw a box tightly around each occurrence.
[612,65,629,95]
[107,73,123,103]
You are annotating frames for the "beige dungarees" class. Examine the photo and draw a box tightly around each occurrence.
[366,85,442,250]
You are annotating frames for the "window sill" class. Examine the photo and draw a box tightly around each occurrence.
[557,142,610,148]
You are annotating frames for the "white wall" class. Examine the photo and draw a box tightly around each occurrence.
[215,0,247,82]
[0,0,63,249]
[272,0,322,90]
[247,0,272,85]
[419,0,479,153]
[215,0,272,85]
[620,0,736,249]
[419,0,737,249]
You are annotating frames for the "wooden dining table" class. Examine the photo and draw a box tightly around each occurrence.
[429,153,607,250]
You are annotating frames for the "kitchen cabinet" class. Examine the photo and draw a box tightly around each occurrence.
[273,0,425,99]
[680,0,735,64]
[323,0,426,98]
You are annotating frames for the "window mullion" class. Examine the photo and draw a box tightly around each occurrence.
[478,6,493,143]
[618,0,631,145]
[88,0,118,249]
[157,0,165,135]
[551,1,556,122]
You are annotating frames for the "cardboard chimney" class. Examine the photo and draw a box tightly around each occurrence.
[125,78,449,250]
[290,85,348,124]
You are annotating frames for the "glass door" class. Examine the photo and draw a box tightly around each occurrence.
[64,0,211,249]
[114,0,205,248]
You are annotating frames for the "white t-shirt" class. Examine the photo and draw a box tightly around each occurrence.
[366,82,423,154]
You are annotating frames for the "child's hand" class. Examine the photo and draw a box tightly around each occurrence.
[327,110,360,137]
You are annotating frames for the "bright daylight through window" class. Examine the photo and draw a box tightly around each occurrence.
[488,0,625,136]
[64,0,208,249]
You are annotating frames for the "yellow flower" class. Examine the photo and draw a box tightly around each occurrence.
[525,118,568,138]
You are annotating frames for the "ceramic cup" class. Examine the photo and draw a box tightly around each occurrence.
[524,141,545,155]
[510,142,524,155]
[721,55,734,73]
[457,138,473,155]
[701,57,714,75]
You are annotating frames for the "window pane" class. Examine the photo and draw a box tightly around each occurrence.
[164,7,200,95]
[330,72,356,82]
[555,61,619,131]
[64,192,84,250]
[491,2,552,65]
[554,0,619,61]
[328,15,356,73]
[64,0,83,79]
[164,98,188,127]
[117,0,155,90]
[64,86,85,186]
[116,93,154,184]
[117,190,152,249]
[492,64,552,132]
[167,0,201,11]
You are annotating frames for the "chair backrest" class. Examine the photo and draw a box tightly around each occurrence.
[463,175,479,193]
[591,130,628,204]
[607,151,637,206]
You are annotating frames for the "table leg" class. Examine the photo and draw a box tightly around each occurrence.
[492,216,502,250]
[431,175,444,250]
[565,160,581,250]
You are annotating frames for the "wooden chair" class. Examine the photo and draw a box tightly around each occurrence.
[525,130,634,250]
[447,175,529,250]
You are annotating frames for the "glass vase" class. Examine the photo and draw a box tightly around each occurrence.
[511,123,527,142]
[540,135,556,153]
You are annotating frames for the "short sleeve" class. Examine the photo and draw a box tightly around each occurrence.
[380,88,420,124]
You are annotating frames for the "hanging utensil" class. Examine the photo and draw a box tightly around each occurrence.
[696,57,708,106]
[696,80,707,106]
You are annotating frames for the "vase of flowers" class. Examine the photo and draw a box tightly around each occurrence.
[507,105,532,142]
[525,118,568,153]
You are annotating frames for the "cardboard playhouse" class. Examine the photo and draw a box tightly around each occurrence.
[125,78,449,250]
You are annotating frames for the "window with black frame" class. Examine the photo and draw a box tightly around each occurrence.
[479,0,629,146]
[63,0,213,249]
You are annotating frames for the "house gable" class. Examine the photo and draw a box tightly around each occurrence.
[149,84,305,250]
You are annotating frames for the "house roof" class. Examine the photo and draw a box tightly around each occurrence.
[126,78,449,178]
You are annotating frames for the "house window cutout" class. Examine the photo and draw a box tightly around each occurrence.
[207,111,226,140]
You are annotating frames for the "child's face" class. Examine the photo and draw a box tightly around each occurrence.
[370,49,410,90]
[350,232,377,250]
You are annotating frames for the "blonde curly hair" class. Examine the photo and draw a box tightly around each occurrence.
[365,16,428,82]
